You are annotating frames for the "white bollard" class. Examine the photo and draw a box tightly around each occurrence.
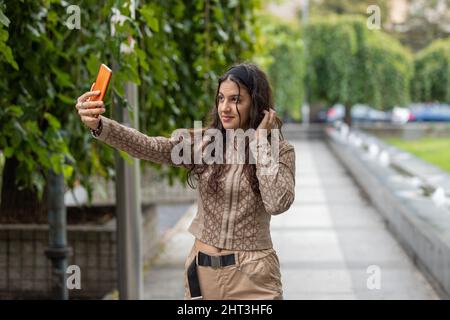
[368,143,380,159]
[378,150,390,167]
[339,123,349,142]
[431,187,447,207]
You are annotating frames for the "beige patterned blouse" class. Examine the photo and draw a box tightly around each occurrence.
[92,116,296,250]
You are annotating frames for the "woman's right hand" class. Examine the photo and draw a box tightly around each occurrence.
[75,89,105,130]
[255,108,276,141]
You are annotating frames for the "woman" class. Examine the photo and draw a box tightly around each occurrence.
[75,63,296,300]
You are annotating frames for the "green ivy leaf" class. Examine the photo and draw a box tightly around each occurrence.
[86,53,101,77]
[44,112,61,130]
[24,120,40,135]
[50,65,73,88]
[0,9,10,27]
[3,146,14,158]
[140,5,159,32]
[50,154,62,173]
[0,29,19,70]
[6,105,24,117]
[10,130,22,148]
[62,164,74,180]
[57,93,76,105]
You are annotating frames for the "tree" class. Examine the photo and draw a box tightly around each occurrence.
[305,15,413,125]
[255,14,305,122]
[365,31,414,109]
[305,15,367,124]
[412,38,450,103]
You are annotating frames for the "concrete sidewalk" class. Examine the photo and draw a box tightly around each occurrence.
[143,140,439,299]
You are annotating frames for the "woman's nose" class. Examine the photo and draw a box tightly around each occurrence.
[223,100,233,112]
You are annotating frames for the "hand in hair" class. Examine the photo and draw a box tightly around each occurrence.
[255,108,276,140]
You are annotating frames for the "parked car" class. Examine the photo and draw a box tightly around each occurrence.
[391,106,415,124]
[325,104,390,123]
[351,104,391,123]
[326,104,345,123]
[409,103,450,122]
[315,107,328,123]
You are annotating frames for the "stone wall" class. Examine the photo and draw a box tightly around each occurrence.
[326,125,450,298]
[0,205,158,299]
[354,122,450,140]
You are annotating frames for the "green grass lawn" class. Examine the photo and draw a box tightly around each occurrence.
[385,137,450,173]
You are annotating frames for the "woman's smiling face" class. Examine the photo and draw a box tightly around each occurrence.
[217,78,252,130]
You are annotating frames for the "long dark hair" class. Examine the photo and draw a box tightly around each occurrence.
[186,63,284,196]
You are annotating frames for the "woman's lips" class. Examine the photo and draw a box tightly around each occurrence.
[222,116,234,123]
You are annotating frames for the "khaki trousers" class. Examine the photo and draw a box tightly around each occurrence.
[184,244,283,300]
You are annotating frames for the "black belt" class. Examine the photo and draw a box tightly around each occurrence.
[187,251,236,300]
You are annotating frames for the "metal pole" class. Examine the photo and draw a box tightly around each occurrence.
[115,81,142,300]
[45,170,72,300]
[110,0,142,300]
[301,0,310,125]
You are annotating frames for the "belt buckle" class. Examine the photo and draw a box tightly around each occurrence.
[210,256,221,269]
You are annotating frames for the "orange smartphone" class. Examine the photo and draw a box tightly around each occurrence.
[87,64,111,118]
[89,64,112,102]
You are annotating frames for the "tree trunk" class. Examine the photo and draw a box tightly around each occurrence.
[344,104,352,127]
[0,157,48,223]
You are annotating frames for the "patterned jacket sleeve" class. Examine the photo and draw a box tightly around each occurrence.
[250,138,296,215]
[91,116,193,168]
